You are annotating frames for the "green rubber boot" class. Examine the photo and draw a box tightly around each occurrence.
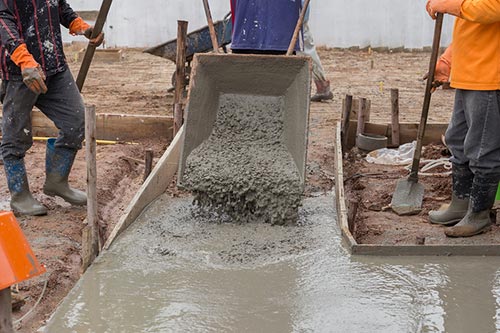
[429,163,472,226]
[429,194,469,225]
[445,172,499,238]
[4,158,47,216]
[43,138,86,206]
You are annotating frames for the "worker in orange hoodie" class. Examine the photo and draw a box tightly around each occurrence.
[426,0,500,237]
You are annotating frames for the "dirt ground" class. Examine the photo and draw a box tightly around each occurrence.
[344,145,500,245]
[3,46,457,332]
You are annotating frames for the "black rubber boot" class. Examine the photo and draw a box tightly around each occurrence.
[3,158,47,216]
[445,172,499,238]
[43,138,86,206]
[429,163,472,225]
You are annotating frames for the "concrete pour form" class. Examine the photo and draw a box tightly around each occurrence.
[335,122,500,256]
[178,54,311,224]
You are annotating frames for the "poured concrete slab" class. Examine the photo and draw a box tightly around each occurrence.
[45,194,500,332]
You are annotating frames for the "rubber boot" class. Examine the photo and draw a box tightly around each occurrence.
[3,158,47,216]
[445,173,499,238]
[43,138,86,206]
[429,163,472,225]
[311,80,333,102]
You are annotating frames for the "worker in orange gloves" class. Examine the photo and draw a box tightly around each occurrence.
[426,0,500,237]
[0,1,103,216]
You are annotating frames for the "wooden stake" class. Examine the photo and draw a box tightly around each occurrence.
[82,105,100,272]
[341,95,353,151]
[347,200,359,235]
[173,20,188,136]
[202,0,219,53]
[144,149,154,181]
[356,97,368,137]
[391,88,400,147]
[0,288,14,333]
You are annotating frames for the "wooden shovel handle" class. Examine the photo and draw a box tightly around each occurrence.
[287,0,311,56]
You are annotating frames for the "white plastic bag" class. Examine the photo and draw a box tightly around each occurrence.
[365,141,416,165]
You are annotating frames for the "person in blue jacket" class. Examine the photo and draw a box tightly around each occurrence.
[230,0,301,55]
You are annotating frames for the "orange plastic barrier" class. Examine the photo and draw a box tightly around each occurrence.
[0,211,46,290]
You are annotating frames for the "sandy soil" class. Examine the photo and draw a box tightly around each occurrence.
[2,46,457,332]
[344,145,500,246]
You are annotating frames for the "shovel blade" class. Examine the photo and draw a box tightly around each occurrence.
[391,179,424,216]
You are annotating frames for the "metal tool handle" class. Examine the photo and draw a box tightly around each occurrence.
[202,0,220,53]
[408,13,444,183]
[76,0,113,92]
[286,0,311,56]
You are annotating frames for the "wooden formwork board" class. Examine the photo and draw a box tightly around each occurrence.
[30,111,173,142]
[77,48,123,62]
[103,126,184,249]
[334,122,500,256]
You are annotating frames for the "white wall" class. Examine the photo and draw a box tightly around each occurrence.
[65,0,454,49]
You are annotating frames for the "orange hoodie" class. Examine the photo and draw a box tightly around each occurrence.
[451,0,500,90]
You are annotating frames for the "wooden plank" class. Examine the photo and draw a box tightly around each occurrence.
[334,122,357,249]
[77,49,123,63]
[352,244,500,256]
[31,111,173,142]
[103,126,184,250]
[174,20,188,136]
[346,121,448,149]
[390,88,400,147]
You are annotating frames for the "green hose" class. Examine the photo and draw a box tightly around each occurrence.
[497,183,500,201]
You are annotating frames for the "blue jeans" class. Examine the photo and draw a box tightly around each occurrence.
[1,69,85,160]
[445,89,500,175]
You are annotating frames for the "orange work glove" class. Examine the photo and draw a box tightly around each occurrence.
[10,44,48,94]
[426,0,463,19]
[69,17,105,47]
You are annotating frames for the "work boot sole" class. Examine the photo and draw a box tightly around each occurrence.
[311,92,334,102]
[445,225,492,238]
[428,217,462,226]
[11,206,48,216]
[43,189,87,206]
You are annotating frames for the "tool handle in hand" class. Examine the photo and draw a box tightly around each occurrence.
[287,0,310,56]
[202,0,220,53]
[408,13,444,182]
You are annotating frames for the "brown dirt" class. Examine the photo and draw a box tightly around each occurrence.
[2,46,458,331]
[344,146,500,246]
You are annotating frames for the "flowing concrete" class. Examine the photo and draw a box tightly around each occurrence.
[46,194,500,333]
[178,54,310,225]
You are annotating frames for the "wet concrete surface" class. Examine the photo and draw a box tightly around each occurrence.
[183,94,302,225]
[46,194,500,333]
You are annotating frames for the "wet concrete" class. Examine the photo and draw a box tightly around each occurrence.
[183,94,302,225]
[46,194,500,333]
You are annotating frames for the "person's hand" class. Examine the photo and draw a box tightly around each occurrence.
[83,27,105,47]
[423,45,452,92]
[70,17,105,46]
[10,43,47,94]
[22,66,48,95]
[426,0,463,19]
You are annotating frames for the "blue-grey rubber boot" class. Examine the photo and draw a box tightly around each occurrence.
[445,172,499,238]
[43,138,86,206]
[4,158,47,216]
[429,163,472,226]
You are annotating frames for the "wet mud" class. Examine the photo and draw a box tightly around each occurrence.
[46,194,500,333]
[183,94,303,225]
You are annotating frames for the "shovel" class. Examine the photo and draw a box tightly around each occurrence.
[391,13,444,216]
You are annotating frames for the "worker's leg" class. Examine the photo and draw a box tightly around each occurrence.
[35,69,86,205]
[0,80,47,215]
[446,90,500,237]
[430,90,472,225]
[299,19,332,102]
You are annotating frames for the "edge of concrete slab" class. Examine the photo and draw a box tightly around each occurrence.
[103,126,184,250]
[334,122,500,256]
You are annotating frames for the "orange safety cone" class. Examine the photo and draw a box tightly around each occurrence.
[0,211,46,290]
